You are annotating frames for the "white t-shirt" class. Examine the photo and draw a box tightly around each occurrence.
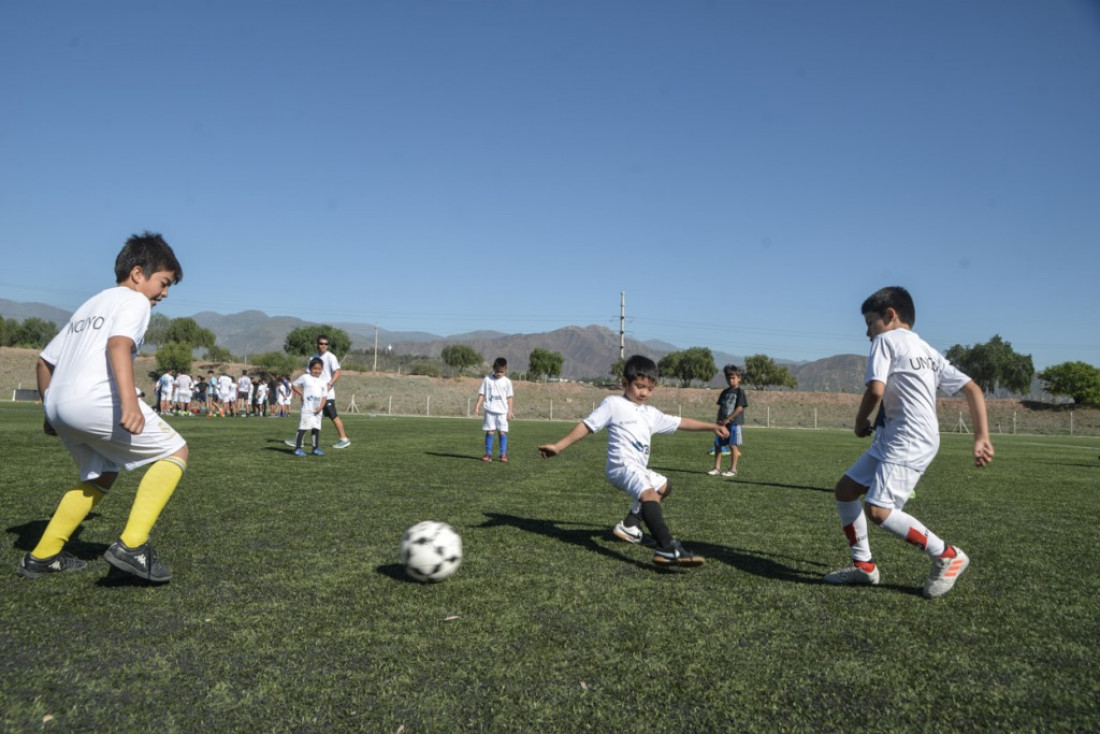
[175,373,192,393]
[478,374,514,415]
[238,375,252,397]
[310,351,341,399]
[40,286,151,409]
[217,374,234,399]
[583,395,681,477]
[157,372,175,398]
[866,328,972,471]
[293,373,328,420]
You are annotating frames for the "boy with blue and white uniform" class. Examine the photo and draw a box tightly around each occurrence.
[474,357,514,462]
[18,232,188,583]
[291,358,328,456]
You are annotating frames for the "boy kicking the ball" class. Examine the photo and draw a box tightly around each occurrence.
[538,354,728,566]
[18,232,188,583]
[824,286,993,598]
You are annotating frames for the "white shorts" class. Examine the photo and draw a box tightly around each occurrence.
[844,452,922,511]
[46,398,186,483]
[299,412,322,431]
[482,412,509,433]
[606,465,669,501]
[177,390,192,403]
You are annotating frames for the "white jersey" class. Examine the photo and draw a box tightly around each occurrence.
[175,373,192,393]
[866,328,972,471]
[157,372,174,399]
[41,286,151,408]
[294,373,328,429]
[238,375,252,398]
[310,351,341,399]
[583,395,681,477]
[217,374,234,399]
[478,374,514,415]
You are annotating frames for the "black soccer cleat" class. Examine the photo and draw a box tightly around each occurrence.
[16,551,87,579]
[104,540,172,583]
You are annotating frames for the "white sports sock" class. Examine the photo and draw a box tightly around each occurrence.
[879,509,947,557]
[837,500,872,563]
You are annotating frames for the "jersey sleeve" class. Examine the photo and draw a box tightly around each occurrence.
[582,397,614,433]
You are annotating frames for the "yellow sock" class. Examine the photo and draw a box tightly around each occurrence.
[120,457,186,548]
[31,482,106,559]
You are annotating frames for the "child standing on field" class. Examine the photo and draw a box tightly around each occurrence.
[708,364,748,478]
[825,286,994,598]
[474,357,514,462]
[538,355,729,566]
[18,232,187,583]
[291,358,327,457]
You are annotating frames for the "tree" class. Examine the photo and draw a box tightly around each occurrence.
[251,351,299,376]
[204,345,233,364]
[1037,362,1100,405]
[164,317,216,350]
[284,325,351,357]
[528,348,564,381]
[145,312,171,346]
[945,335,1034,395]
[156,342,193,376]
[609,358,625,381]
[658,347,717,387]
[2,317,58,348]
[441,344,483,376]
[744,354,798,390]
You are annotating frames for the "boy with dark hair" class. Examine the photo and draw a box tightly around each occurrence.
[291,357,328,457]
[708,364,747,477]
[474,357,514,462]
[19,232,187,583]
[825,286,994,598]
[538,355,728,566]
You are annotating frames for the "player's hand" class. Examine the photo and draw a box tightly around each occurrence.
[973,439,994,467]
[715,425,730,439]
[119,405,145,435]
[537,444,558,458]
[855,421,874,438]
[43,417,57,436]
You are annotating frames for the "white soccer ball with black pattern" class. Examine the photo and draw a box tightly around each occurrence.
[399,521,463,583]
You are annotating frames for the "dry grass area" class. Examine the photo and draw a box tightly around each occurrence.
[2,347,1097,436]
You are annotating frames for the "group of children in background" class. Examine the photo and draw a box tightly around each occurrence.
[154,369,294,419]
[18,232,993,601]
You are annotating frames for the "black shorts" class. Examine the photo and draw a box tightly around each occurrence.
[323,399,338,420]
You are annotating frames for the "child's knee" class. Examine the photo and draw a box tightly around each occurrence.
[866,505,892,525]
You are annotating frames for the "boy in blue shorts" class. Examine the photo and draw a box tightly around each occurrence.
[18,232,188,583]
[708,364,747,477]
[824,286,994,598]
[538,355,728,566]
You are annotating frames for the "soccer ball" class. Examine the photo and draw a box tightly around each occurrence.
[399,521,463,583]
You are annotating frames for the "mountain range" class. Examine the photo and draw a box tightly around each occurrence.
[1,298,868,391]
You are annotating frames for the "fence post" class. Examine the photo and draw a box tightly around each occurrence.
[550,400,553,421]
[767,406,771,428]
[388,396,392,415]
[426,395,431,417]
[813,408,818,430]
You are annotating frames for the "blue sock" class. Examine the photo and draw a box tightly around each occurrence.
[499,434,508,456]
[485,433,493,456]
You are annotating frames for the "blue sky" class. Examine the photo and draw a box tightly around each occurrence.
[2,1,1098,369]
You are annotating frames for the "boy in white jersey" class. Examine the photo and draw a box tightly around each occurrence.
[284,335,351,448]
[18,232,188,583]
[474,357,514,462]
[825,286,994,598]
[538,355,728,566]
[291,358,327,456]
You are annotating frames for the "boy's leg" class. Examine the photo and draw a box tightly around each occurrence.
[29,481,108,559]
[484,432,494,459]
[876,507,969,598]
[499,431,508,459]
[824,473,880,585]
[119,455,187,549]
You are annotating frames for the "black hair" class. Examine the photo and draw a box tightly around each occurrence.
[308,357,324,369]
[114,231,182,285]
[492,357,507,370]
[623,354,659,383]
[862,286,915,326]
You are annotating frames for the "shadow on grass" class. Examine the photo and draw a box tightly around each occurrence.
[6,516,108,560]
[479,513,658,571]
[650,465,834,494]
[424,452,493,462]
[479,512,826,583]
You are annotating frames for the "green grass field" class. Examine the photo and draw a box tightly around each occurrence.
[2,403,1098,732]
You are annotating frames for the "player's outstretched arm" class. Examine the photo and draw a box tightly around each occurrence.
[961,381,994,467]
[678,417,729,439]
[538,422,592,458]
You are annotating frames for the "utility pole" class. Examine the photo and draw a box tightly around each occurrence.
[373,324,379,371]
[619,291,626,360]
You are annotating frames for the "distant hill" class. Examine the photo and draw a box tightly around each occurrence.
[0,298,868,390]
